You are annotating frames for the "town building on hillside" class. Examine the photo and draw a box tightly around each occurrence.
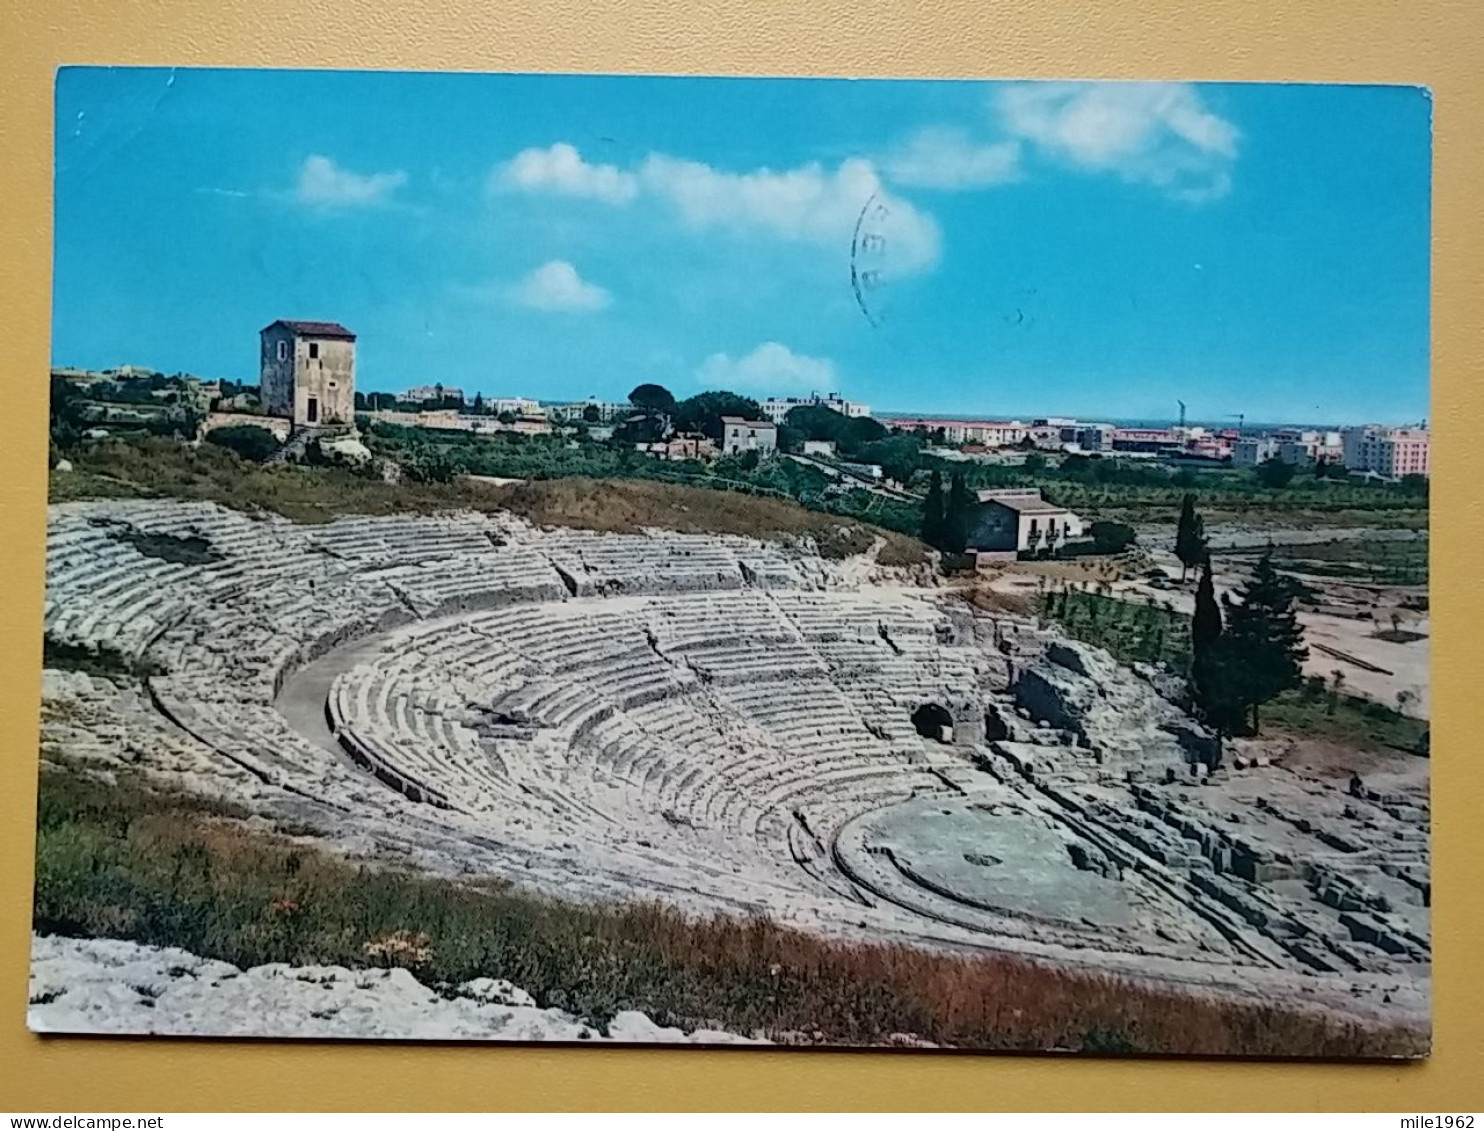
[1341,425,1430,479]
[719,416,778,457]
[965,488,1084,561]
[546,400,628,424]
[801,439,837,458]
[638,433,716,462]
[404,384,465,404]
[760,391,870,425]
[878,418,1031,446]
[260,320,356,428]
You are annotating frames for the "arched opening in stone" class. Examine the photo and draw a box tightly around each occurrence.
[911,702,955,743]
[984,704,1010,742]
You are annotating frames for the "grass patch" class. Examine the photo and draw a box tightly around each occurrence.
[1267,680,1429,755]
[43,635,159,683]
[1264,536,1429,587]
[32,764,1423,1056]
[100,521,223,566]
[50,439,927,565]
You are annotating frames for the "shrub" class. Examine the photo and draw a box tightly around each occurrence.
[1088,520,1136,554]
[205,424,280,463]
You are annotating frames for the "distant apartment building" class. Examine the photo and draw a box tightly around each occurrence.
[1232,438,1278,467]
[483,396,544,417]
[1073,424,1115,452]
[1342,425,1430,479]
[719,416,778,457]
[879,418,1030,446]
[546,399,627,424]
[1109,427,1179,454]
[404,384,465,404]
[1276,440,1317,467]
[761,391,871,425]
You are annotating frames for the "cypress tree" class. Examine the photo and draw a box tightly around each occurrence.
[1223,548,1309,734]
[1174,493,1207,581]
[944,471,972,555]
[1189,557,1244,765]
[922,469,945,549]
[1191,556,1222,656]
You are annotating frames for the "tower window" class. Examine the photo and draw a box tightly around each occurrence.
[308,342,319,359]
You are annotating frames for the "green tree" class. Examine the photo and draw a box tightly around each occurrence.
[1023,450,1048,474]
[49,375,89,452]
[1255,457,1297,489]
[403,444,457,484]
[672,391,764,438]
[1174,493,1207,580]
[783,405,885,456]
[472,393,486,415]
[921,469,946,549]
[205,424,280,462]
[856,435,922,486]
[943,470,972,555]
[1222,549,1309,733]
[497,410,518,425]
[628,383,675,411]
[1088,520,1135,554]
[1188,558,1245,765]
[582,403,601,423]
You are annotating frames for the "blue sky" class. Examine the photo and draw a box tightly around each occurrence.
[52,69,1431,424]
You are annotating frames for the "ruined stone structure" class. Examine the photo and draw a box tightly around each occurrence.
[38,500,1430,1033]
[259,320,356,429]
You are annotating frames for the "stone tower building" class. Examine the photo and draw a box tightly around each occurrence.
[259,320,356,429]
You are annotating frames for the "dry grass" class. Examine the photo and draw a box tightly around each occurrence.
[51,440,927,564]
[33,764,1425,1057]
[479,476,927,564]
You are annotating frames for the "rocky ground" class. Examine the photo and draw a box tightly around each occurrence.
[29,935,758,1043]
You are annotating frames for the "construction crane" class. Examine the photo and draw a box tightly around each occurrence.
[1177,400,1187,429]
[1227,412,1245,432]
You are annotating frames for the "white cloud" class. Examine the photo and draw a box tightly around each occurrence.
[496,143,638,204]
[639,153,940,274]
[885,128,1022,190]
[695,342,836,393]
[512,260,612,312]
[295,154,407,208]
[493,143,940,275]
[996,82,1238,200]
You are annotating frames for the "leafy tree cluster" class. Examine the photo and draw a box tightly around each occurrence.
[670,390,765,439]
[784,404,888,457]
[1254,457,1297,489]
[205,424,281,463]
[49,376,89,457]
[1088,520,1136,554]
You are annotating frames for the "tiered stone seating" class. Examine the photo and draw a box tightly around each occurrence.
[538,530,747,594]
[305,514,500,565]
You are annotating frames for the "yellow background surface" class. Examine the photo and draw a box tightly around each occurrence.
[1,0,1480,1112]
